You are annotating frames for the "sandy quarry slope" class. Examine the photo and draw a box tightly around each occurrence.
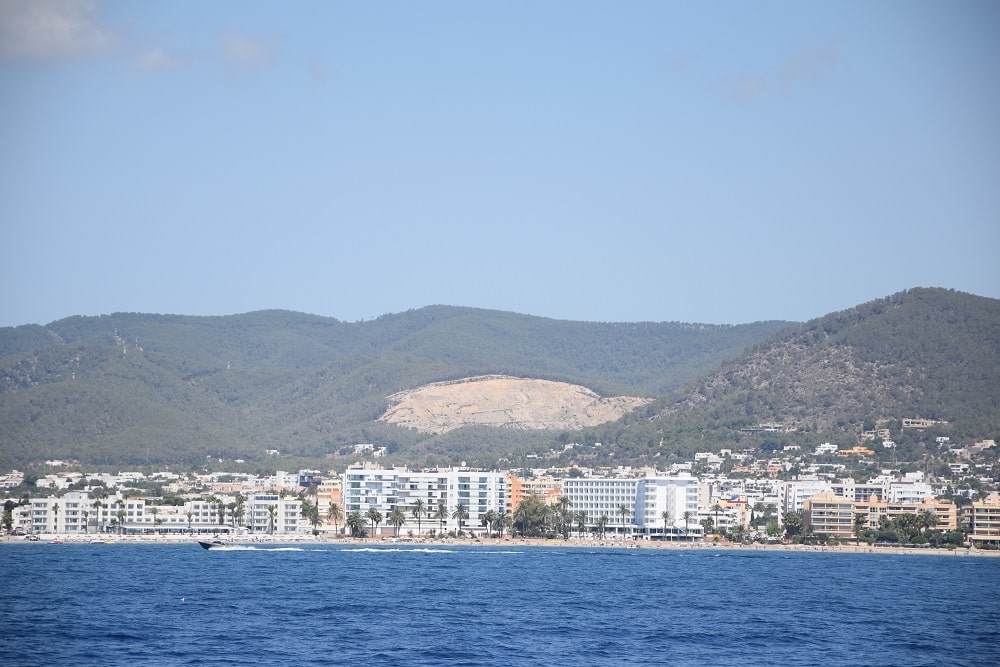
[379,375,652,434]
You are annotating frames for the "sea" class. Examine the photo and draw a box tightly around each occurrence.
[2,543,998,667]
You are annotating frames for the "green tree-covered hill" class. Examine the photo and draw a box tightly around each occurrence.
[0,306,788,467]
[586,288,1000,463]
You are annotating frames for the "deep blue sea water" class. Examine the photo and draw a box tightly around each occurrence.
[2,543,998,666]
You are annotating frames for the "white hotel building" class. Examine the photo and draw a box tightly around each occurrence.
[342,466,507,536]
[563,474,701,540]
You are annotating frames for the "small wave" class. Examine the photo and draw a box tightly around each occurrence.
[209,546,305,552]
[341,547,456,554]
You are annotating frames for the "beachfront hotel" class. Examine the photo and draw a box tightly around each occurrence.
[563,474,702,539]
[342,465,508,537]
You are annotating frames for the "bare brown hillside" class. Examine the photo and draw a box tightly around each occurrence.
[379,375,652,434]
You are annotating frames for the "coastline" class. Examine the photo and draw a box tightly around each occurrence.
[4,533,998,557]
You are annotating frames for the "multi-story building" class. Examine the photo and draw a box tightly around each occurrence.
[802,492,855,538]
[854,495,957,532]
[963,495,1000,548]
[341,466,507,536]
[781,479,833,515]
[507,474,561,514]
[562,475,702,540]
[245,493,302,535]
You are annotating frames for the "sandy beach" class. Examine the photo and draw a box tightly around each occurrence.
[6,532,997,557]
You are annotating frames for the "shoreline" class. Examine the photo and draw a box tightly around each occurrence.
[4,533,998,557]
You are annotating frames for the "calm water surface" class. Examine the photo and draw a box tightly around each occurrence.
[2,543,998,666]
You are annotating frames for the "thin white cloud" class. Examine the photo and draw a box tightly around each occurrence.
[307,59,327,85]
[779,40,842,90]
[221,31,279,69]
[729,74,769,104]
[135,47,177,71]
[727,39,842,104]
[0,0,115,62]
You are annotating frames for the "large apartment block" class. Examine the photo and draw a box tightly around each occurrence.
[342,466,507,536]
[562,474,701,539]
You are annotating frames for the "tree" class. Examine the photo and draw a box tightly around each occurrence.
[300,498,321,534]
[92,499,103,532]
[783,511,804,539]
[711,503,723,532]
[853,512,867,546]
[452,503,469,536]
[411,499,426,536]
[149,507,159,534]
[346,510,366,537]
[327,502,344,535]
[481,510,498,537]
[596,514,609,540]
[661,510,673,541]
[574,510,588,538]
[434,502,448,536]
[617,504,632,538]
[116,504,126,535]
[267,505,277,535]
[513,495,548,538]
[918,509,939,536]
[185,510,194,534]
[556,495,573,539]
[682,511,694,539]
[233,493,247,529]
[389,508,406,537]
[366,507,383,538]
[51,503,60,534]
[700,517,714,537]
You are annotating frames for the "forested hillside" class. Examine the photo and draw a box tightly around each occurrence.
[0,307,787,468]
[571,288,999,464]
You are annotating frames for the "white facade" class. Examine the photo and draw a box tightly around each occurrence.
[245,493,302,534]
[635,475,701,539]
[562,475,703,539]
[342,466,507,536]
[781,479,833,514]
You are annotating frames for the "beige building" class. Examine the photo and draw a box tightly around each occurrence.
[802,492,855,538]
[963,495,1000,548]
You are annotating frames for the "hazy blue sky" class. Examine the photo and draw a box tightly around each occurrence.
[2,1,998,327]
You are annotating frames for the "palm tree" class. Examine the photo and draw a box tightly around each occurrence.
[346,510,366,537]
[185,510,194,534]
[661,510,673,542]
[499,511,513,539]
[918,509,939,536]
[481,509,498,538]
[51,503,60,534]
[327,502,344,535]
[853,512,867,545]
[81,510,89,534]
[366,507,383,538]
[411,499,426,536]
[434,502,448,536]
[596,514,609,540]
[556,495,573,539]
[616,504,632,539]
[116,503,127,535]
[711,503,723,533]
[682,510,694,539]
[389,508,406,537]
[92,499,103,533]
[149,506,160,534]
[574,510,588,538]
[452,503,469,536]
[233,493,247,529]
[266,505,277,535]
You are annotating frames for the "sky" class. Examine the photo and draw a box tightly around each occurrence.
[1,1,998,328]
